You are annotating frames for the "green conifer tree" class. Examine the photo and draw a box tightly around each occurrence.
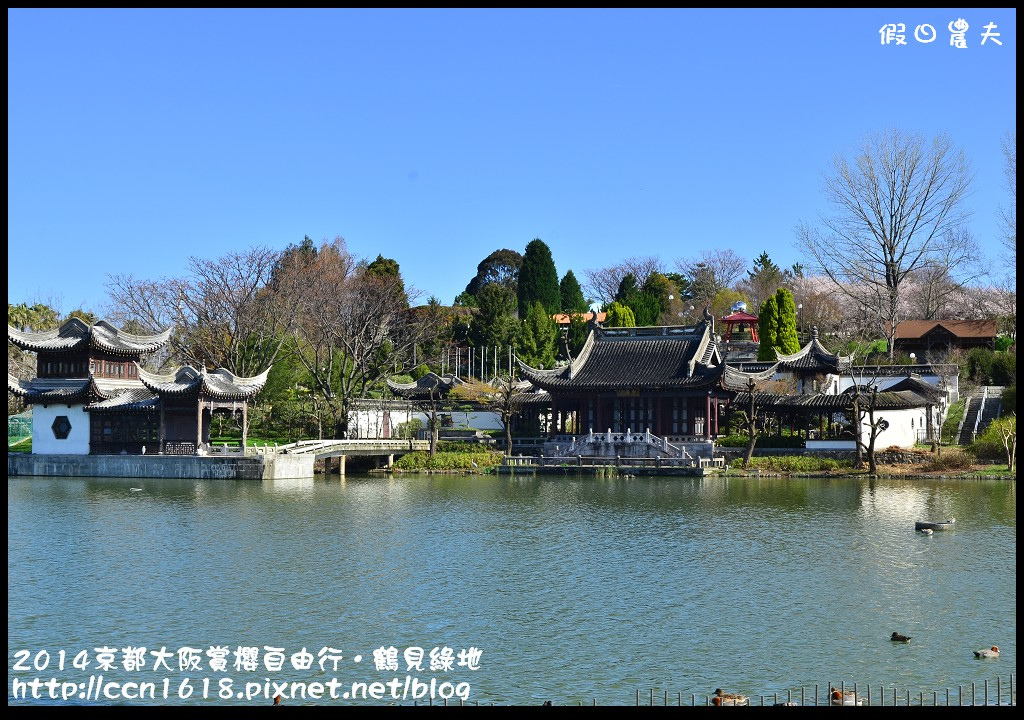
[629,292,661,326]
[559,270,588,313]
[774,287,801,355]
[605,302,636,328]
[757,295,779,361]
[517,301,558,368]
[517,239,560,319]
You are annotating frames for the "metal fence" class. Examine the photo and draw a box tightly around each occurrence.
[388,676,1017,706]
[628,676,1015,706]
[8,410,32,447]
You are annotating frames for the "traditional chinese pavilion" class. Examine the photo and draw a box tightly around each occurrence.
[517,317,776,444]
[720,310,759,343]
[8,318,269,455]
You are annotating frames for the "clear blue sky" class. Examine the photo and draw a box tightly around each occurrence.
[8,8,1017,315]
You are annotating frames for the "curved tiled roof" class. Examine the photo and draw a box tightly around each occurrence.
[8,318,171,356]
[719,363,781,392]
[518,322,723,391]
[85,388,160,412]
[89,321,172,355]
[884,375,943,400]
[774,328,851,373]
[731,389,932,411]
[137,364,270,400]
[8,318,90,352]
[515,388,551,405]
[386,372,464,399]
[7,374,91,403]
[9,374,150,405]
[721,311,759,323]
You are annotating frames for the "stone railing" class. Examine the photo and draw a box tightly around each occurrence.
[545,429,722,463]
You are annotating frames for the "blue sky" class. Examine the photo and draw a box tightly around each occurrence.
[8,8,1017,315]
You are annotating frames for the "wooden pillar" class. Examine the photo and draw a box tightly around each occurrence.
[196,398,203,454]
[550,395,558,437]
[159,402,166,454]
[705,392,711,440]
[241,403,248,451]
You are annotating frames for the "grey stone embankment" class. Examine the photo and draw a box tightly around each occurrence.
[8,453,314,480]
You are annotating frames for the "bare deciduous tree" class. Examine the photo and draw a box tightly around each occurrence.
[901,230,982,319]
[583,256,665,304]
[278,237,437,439]
[796,128,974,361]
[105,245,290,377]
[453,372,524,455]
[1001,130,1016,268]
[998,413,1016,472]
[674,249,747,310]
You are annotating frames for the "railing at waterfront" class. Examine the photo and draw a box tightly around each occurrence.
[629,676,1016,706]
[359,675,1018,706]
[503,454,726,469]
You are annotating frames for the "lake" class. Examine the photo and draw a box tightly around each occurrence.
[7,473,1016,705]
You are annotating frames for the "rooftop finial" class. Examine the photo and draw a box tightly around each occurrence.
[703,305,714,333]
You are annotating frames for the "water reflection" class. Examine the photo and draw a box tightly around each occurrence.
[8,474,1016,706]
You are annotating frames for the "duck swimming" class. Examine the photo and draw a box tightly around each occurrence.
[713,689,749,706]
[890,632,911,642]
[973,646,999,659]
[830,688,866,706]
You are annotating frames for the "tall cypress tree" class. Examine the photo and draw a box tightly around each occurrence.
[757,295,779,361]
[559,270,588,313]
[774,287,801,355]
[517,238,560,319]
[757,288,800,360]
[517,301,558,369]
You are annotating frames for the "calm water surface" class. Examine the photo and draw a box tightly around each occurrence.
[7,473,1016,705]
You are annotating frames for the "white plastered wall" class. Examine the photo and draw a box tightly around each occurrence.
[31,404,91,454]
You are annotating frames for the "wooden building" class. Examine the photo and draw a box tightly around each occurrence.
[8,318,269,455]
[892,319,997,356]
[517,317,775,444]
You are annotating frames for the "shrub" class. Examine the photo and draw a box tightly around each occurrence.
[392,450,503,471]
[715,433,804,448]
[730,456,853,472]
[991,353,1016,387]
[1002,386,1016,414]
[922,448,975,471]
[940,399,965,443]
[395,418,423,439]
[995,335,1014,352]
[971,416,1016,461]
[963,348,994,383]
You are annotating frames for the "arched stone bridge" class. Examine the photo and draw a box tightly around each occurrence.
[252,438,430,472]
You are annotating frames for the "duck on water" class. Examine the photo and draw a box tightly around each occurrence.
[915,517,955,532]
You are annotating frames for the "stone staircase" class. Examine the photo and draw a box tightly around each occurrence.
[977,385,1005,433]
[957,386,1005,445]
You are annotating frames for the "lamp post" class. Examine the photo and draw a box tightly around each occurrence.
[797,303,803,343]
[910,352,916,365]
